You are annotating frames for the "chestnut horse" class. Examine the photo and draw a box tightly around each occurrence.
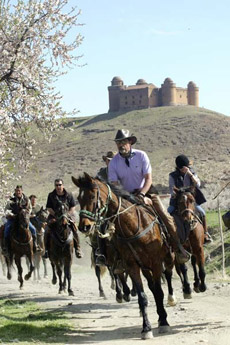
[72,173,174,339]
[173,186,206,298]
[48,201,74,295]
[5,209,34,288]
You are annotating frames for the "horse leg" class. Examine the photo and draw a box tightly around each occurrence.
[43,258,48,278]
[164,267,177,306]
[5,255,12,280]
[14,256,23,289]
[64,258,74,296]
[95,265,106,299]
[51,262,57,285]
[24,253,34,281]
[113,273,123,303]
[56,264,64,294]
[143,270,170,334]
[175,262,192,299]
[117,272,131,302]
[108,266,116,290]
[128,270,153,339]
[192,253,206,293]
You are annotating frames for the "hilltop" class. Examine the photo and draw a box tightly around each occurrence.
[22,106,230,208]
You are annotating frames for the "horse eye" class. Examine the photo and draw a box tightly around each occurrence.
[90,195,95,201]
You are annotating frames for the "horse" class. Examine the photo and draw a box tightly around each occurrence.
[30,207,49,280]
[72,173,174,339]
[48,201,74,296]
[173,186,206,298]
[4,208,34,288]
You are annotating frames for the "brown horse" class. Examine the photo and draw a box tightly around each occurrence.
[173,186,206,298]
[48,201,74,296]
[30,207,49,280]
[4,209,34,288]
[72,173,174,339]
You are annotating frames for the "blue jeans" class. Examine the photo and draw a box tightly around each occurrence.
[4,219,37,239]
[167,204,205,216]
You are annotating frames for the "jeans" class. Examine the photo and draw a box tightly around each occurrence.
[4,219,37,238]
[167,204,205,216]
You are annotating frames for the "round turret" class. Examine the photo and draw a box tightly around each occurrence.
[187,81,199,106]
[136,79,147,85]
[111,76,124,86]
[161,77,176,106]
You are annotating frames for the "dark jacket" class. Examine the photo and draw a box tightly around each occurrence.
[46,189,76,213]
[8,194,30,215]
[169,168,206,205]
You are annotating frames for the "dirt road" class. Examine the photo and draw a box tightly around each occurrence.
[1,253,230,345]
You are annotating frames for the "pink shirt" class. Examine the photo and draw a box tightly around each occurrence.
[108,149,152,193]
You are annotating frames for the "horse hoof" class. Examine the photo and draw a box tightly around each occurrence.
[141,331,153,339]
[116,296,123,303]
[131,289,137,297]
[7,273,12,280]
[199,284,207,293]
[158,325,171,334]
[24,274,30,281]
[167,294,177,306]
[68,290,74,296]
[52,279,57,285]
[123,294,131,302]
[183,292,192,299]
[193,286,200,293]
[100,291,106,298]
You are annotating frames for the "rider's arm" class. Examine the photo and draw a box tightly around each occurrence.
[169,175,176,196]
[47,208,55,217]
[68,206,76,215]
[140,172,152,196]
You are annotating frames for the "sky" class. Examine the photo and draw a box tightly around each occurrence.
[56,0,230,117]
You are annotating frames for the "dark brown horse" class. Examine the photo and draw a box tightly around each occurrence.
[48,201,74,295]
[72,173,174,339]
[5,209,34,288]
[30,207,49,280]
[173,186,206,298]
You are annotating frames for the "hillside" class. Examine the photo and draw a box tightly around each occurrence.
[21,106,230,208]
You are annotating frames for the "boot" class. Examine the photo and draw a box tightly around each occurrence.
[1,237,10,257]
[70,222,83,258]
[95,236,107,266]
[32,235,42,253]
[150,194,190,264]
[202,216,213,244]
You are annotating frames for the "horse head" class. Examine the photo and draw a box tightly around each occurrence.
[72,173,111,235]
[36,206,49,224]
[18,208,30,229]
[174,186,196,222]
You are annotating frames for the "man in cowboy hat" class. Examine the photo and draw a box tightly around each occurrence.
[168,154,212,243]
[107,129,190,264]
[96,151,116,182]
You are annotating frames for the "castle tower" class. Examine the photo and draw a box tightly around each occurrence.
[187,81,199,106]
[108,76,124,112]
[161,78,176,106]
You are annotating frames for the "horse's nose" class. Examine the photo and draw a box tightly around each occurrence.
[78,224,92,233]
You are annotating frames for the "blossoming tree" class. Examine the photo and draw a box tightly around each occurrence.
[0,0,83,208]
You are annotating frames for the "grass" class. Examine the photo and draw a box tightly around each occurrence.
[0,299,74,344]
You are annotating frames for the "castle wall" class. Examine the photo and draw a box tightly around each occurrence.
[148,87,159,107]
[119,88,149,110]
[176,88,188,105]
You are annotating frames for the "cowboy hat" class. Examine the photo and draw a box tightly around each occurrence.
[114,129,137,145]
[102,151,116,162]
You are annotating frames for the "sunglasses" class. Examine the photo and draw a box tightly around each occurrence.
[55,184,63,187]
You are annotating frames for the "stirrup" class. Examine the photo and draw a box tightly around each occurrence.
[204,233,213,244]
[42,250,49,259]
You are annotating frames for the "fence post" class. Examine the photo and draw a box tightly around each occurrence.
[217,197,226,278]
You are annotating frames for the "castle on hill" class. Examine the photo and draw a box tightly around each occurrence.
[108,77,199,112]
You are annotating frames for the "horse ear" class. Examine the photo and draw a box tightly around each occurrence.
[83,172,93,182]
[72,176,80,187]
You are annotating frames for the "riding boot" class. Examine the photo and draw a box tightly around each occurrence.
[70,222,83,258]
[32,235,42,253]
[1,237,10,257]
[42,226,50,259]
[202,216,213,244]
[150,194,190,264]
[95,235,107,266]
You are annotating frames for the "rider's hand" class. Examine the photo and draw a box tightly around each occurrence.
[143,196,152,206]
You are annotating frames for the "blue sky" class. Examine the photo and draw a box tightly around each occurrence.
[56,0,230,117]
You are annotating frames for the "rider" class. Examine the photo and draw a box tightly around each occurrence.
[168,154,212,244]
[107,129,190,264]
[1,185,41,256]
[96,151,116,181]
[43,178,83,259]
[29,195,42,217]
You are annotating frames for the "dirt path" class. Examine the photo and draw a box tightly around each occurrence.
[1,254,230,345]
